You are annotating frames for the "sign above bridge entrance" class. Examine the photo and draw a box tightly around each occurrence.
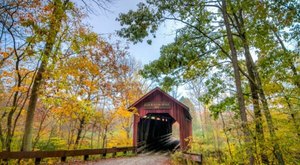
[144,102,171,109]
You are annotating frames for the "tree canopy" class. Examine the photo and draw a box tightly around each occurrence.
[117,0,299,164]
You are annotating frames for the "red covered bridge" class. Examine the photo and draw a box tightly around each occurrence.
[129,87,192,151]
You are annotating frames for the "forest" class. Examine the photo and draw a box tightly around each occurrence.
[0,0,299,164]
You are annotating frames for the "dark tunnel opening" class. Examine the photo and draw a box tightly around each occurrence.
[137,113,180,152]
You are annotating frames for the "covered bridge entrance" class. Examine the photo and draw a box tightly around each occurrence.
[129,87,192,151]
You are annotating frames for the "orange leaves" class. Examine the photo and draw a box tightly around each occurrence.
[11,86,28,92]
[43,5,52,12]
[26,13,35,22]
[82,79,93,88]
[1,70,13,77]
[121,65,130,72]
[0,0,142,152]
[0,51,9,58]
[102,45,114,56]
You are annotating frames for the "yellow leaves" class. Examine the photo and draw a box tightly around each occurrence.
[50,97,94,123]
[11,86,28,92]
[1,71,12,77]
[263,82,282,95]
[1,69,32,78]
[82,79,94,88]
[107,130,132,147]
[116,107,133,118]
[63,56,99,78]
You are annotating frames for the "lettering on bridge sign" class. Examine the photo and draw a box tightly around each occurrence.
[144,102,171,109]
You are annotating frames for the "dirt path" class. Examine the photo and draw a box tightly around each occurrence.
[79,152,171,165]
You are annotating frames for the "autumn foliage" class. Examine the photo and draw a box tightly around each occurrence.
[0,0,145,154]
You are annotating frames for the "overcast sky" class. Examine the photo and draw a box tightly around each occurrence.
[86,0,181,65]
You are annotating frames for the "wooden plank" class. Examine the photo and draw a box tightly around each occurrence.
[182,152,202,164]
[84,155,89,161]
[60,156,66,162]
[0,147,136,160]
[35,157,41,165]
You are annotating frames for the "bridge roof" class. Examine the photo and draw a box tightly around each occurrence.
[129,87,192,120]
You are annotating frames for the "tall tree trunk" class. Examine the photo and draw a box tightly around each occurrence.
[0,123,4,151]
[74,117,85,149]
[22,0,67,151]
[221,1,254,164]
[237,14,285,164]
[11,72,34,151]
[241,37,269,163]
[6,50,22,151]
[244,45,286,164]
[228,6,266,161]
[257,81,285,164]
[79,129,87,149]
[236,24,268,162]
[6,99,20,152]
[22,60,47,151]
[102,126,108,148]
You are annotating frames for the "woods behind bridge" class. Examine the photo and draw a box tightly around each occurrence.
[0,0,300,164]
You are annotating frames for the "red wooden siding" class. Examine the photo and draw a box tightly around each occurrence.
[129,87,192,150]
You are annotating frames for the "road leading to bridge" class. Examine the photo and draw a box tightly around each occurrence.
[82,152,171,165]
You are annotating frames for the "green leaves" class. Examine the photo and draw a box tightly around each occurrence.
[117,2,160,44]
[210,97,237,119]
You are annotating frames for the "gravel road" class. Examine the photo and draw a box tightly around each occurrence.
[78,152,171,165]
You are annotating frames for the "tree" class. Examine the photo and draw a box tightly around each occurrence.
[21,0,114,151]
[221,1,254,162]
[117,0,298,163]
[117,0,255,163]
[0,0,42,151]
[22,0,76,151]
[113,57,144,144]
